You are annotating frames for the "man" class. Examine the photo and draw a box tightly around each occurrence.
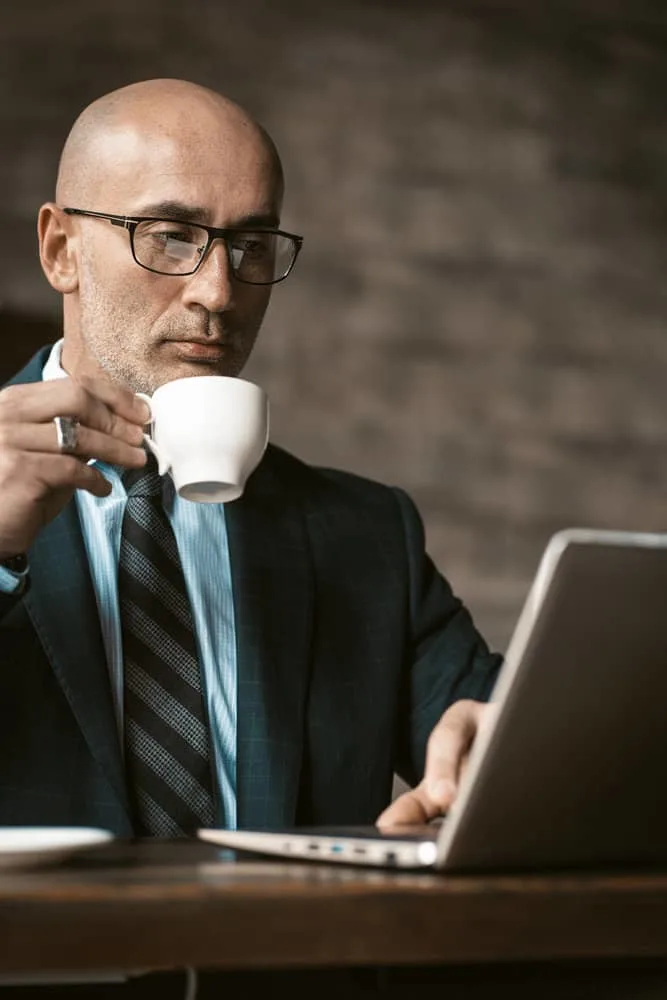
[0,78,499,839]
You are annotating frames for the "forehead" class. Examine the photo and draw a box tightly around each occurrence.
[88,123,281,224]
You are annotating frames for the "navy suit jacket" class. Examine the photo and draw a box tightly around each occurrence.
[0,347,501,835]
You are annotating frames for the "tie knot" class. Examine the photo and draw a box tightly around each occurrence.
[122,453,163,498]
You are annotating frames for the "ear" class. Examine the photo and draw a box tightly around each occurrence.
[38,203,79,294]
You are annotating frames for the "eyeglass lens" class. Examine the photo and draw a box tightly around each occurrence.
[132,220,295,282]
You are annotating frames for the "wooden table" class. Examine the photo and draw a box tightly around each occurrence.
[1,839,667,996]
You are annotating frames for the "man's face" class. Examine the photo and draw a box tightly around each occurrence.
[63,120,281,394]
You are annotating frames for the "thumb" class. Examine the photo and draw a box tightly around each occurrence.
[376,777,456,828]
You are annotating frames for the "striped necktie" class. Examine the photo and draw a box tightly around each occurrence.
[119,455,216,836]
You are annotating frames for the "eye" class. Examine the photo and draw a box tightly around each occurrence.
[231,234,273,259]
[137,222,206,261]
[161,230,191,243]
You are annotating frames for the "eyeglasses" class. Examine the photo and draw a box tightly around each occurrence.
[63,208,303,285]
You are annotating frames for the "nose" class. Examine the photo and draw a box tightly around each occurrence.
[181,237,235,312]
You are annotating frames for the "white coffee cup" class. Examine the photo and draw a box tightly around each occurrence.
[137,375,269,503]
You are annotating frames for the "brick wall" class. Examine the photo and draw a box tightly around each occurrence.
[1,0,666,651]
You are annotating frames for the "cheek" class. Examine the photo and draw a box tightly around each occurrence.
[80,259,167,325]
[79,251,126,311]
[79,233,149,301]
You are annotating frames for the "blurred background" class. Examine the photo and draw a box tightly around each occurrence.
[1,0,665,652]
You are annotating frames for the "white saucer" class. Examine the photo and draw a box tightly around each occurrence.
[0,827,114,871]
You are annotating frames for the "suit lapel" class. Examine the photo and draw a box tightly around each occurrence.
[226,452,313,828]
[24,502,130,817]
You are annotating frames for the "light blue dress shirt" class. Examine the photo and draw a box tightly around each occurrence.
[2,342,237,828]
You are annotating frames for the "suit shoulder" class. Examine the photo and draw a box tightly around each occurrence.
[4,345,53,387]
[263,443,418,519]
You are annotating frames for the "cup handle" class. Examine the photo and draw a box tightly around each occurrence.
[135,392,170,476]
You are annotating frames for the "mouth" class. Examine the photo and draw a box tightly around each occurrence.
[168,339,228,363]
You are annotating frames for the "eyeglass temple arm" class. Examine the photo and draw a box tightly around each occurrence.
[64,208,133,230]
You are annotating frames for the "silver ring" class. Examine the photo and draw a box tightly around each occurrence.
[53,415,79,454]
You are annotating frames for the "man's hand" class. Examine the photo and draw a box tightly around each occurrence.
[376,698,494,827]
[0,375,149,558]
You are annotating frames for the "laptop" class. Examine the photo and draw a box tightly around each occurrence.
[199,528,667,872]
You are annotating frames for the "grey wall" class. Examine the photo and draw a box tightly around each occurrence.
[1,0,666,651]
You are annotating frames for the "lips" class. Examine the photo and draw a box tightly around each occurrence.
[170,340,227,361]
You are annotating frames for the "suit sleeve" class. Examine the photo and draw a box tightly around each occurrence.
[390,486,503,786]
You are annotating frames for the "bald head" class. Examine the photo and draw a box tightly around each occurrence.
[40,78,290,392]
[55,78,283,207]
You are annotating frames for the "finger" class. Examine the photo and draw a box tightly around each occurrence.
[76,430,148,468]
[423,776,458,813]
[423,699,485,803]
[61,424,148,467]
[0,421,148,468]
[16,454,115,498]
[376,788,433,828]
[18,386,144,447]
[0,379,150,437]
[61,460,115,497]
[77,375,151,425]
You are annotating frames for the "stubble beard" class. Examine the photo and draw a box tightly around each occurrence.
[70,244,156,393]
[74,255,265,393]
[76,281,158,395]
[82,320,156,395]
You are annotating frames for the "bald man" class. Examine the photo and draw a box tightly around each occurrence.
[0,79,500,842]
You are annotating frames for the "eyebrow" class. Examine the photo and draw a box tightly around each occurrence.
[136,200,281,229]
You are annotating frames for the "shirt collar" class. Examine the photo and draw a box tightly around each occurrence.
[42,339,68,382]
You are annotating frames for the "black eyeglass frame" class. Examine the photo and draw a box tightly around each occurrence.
[62,207,304,284]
